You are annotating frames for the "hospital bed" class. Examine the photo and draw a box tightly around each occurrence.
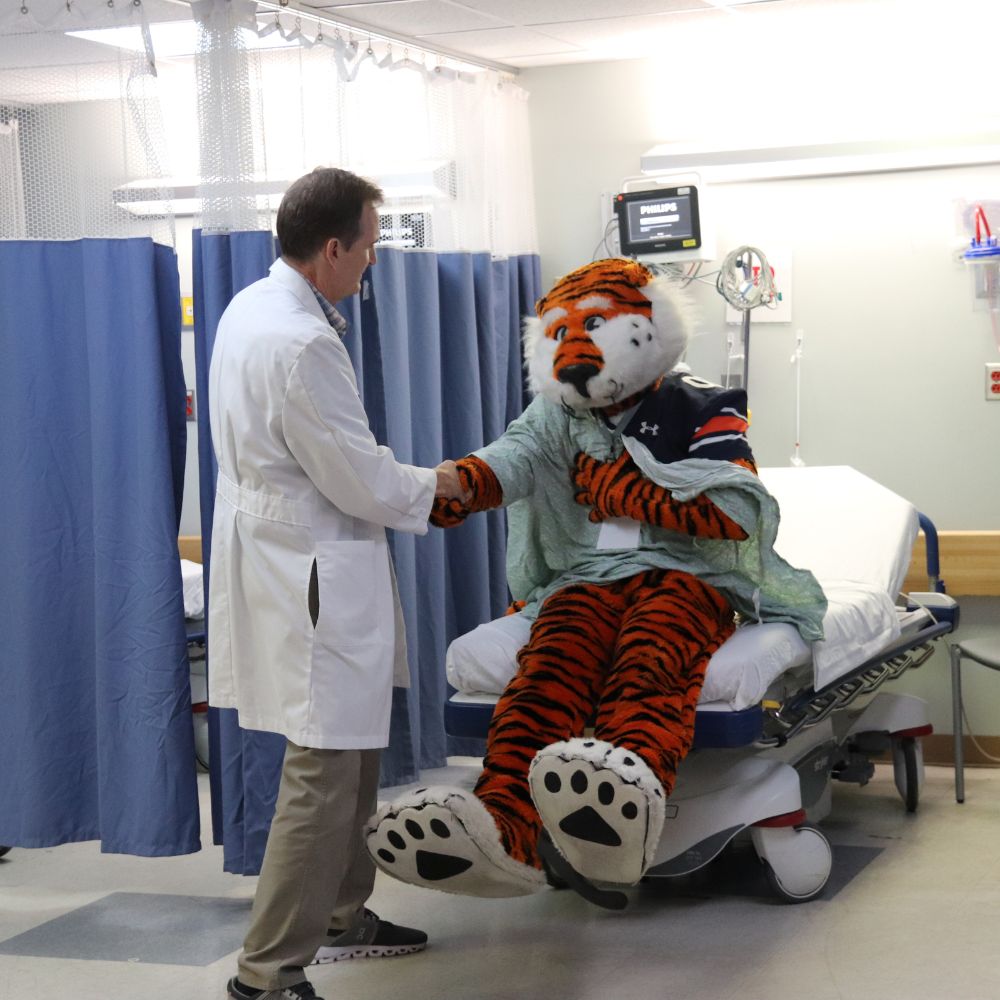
[442,466,959,907]
[181,558,209,769]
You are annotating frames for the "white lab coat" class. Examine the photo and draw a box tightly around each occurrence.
[207,258,437,749]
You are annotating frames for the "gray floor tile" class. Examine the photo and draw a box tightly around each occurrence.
[0,891,250,966]
[641,840,882,902]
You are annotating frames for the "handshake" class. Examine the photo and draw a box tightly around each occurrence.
[434,460,472,503]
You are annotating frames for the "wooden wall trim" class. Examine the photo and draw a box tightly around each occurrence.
[178,536,203,564]
[910,734,1000,768]
[903,530,1000,597]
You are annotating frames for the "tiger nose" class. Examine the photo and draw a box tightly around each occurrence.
[557,363,599,398]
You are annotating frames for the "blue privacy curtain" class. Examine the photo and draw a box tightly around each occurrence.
[0,238,200,856]
[193,233,540,873]
[192,229,285,872]
[192,229,389,873]
[375,250,539,770]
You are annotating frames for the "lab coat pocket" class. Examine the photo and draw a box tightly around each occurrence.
[313,539,392,648]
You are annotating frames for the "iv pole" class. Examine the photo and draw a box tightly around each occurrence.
[715,246,777,395]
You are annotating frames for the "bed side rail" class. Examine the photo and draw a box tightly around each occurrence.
[906,512,960,628]
[917,511,945,594]
[757,619,952,747]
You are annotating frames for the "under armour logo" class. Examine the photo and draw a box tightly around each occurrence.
[639,421,659,436]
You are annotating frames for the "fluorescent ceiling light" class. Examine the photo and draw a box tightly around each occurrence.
[642,134,1000,182]
[68,21,298,58]
[114,176,444,217]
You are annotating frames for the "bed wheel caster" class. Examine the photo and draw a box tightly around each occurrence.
[751,823,832,903]
[892,736,922,813]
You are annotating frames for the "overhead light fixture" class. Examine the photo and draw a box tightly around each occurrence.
[113,177,284,217]
[113,162,456,217]
[641,130,1000,182]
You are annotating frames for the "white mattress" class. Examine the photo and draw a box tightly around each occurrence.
[447,467,921,712]
[758,466,919,600]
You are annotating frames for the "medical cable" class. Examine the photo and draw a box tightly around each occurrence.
[899,591,940,625]
[897,592,1000,761]
[593,217,618,260]
[644,260,721,289]
[961,704,1000,763]
[680,260,703,288]
[715,246,778,312]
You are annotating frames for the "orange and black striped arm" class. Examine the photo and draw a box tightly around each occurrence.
[430,455,504,528]
[571,450,752,540]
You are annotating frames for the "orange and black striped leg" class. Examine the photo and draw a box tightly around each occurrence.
[474,581,626,868]
[595,569,736,795]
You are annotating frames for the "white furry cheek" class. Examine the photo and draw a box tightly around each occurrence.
[591,326,686,400]
[526,340,557,395]
[537,382,570,407]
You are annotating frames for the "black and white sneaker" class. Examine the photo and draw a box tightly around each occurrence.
[227,976,323,1000]
[311,908,427,964]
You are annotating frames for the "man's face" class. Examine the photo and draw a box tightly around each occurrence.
[315,201,380,303]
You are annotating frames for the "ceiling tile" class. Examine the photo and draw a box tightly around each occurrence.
[418,26,582,59]
[534,8,727,49]
[449,0,711,27]
[322,0,502,35]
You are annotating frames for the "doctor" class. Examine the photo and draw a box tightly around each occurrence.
[208,167,464,1000]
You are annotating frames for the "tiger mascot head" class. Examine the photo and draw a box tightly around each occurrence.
[524,257,692,412]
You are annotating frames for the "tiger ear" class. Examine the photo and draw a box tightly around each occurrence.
[622,258,655,287]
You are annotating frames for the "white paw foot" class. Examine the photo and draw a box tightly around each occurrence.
[528,739,665,886]
[365,787,546,898]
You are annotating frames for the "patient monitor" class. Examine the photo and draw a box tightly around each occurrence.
[614,185,701,256]
[613,171,716,264]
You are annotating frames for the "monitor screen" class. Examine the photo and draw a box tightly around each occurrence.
[614,186,701,256]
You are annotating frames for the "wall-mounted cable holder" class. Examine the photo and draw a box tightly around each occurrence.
[964,204,1000,261]
[964,205,1000,349]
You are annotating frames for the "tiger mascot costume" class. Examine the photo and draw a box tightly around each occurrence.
[366,258,825,900]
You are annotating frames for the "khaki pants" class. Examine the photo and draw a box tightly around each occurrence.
[238,741,381,990]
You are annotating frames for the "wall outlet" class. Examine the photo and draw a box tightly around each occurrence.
[986,363,1000,400]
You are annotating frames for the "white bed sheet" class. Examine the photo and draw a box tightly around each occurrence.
[446,579,902,712]
[447,467,919,712]
[181,558,205,620]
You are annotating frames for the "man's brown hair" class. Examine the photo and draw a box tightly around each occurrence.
[276,167,383,262]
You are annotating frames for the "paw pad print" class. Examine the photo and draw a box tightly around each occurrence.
[369,803,474,882]
[533,757,648,848]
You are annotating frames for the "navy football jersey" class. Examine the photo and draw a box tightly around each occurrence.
[621,373,753,466]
